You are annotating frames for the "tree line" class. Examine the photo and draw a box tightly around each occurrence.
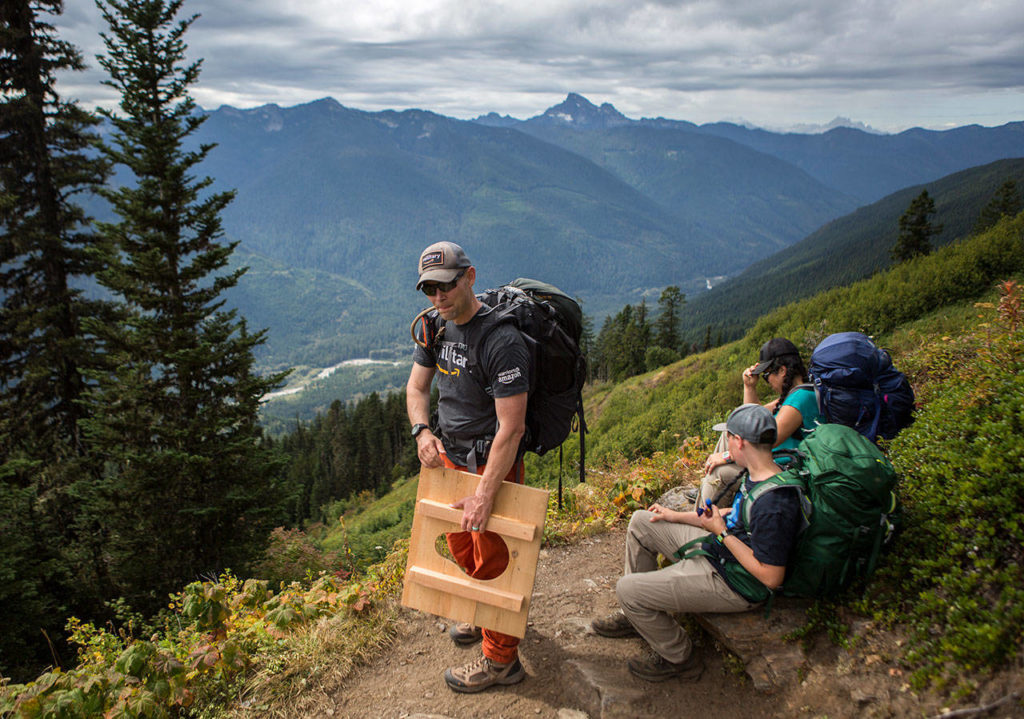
[891,181,1021,262]
[274,391,420,526]
[589,285,728,383]
[1,0,419,678]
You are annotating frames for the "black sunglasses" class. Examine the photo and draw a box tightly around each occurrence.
[421,270,465,297]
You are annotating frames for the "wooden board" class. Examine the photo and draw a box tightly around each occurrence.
[400,466,549,638]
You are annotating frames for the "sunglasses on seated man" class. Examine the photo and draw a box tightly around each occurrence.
[421,270,466,296]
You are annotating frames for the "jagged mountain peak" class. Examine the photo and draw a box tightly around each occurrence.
[533,93,632,128]
[472,111,521,128]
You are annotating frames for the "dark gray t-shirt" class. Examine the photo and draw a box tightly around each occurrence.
[413,305,530,462]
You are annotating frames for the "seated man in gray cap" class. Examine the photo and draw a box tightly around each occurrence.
[406,241,532,693]
[591,403,803,682]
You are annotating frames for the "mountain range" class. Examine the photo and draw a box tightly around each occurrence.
[151,93,1024,370]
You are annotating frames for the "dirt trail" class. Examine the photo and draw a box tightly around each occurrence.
[314,528,1022,719]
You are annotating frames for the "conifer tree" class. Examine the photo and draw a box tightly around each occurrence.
[655,285,685,352]
[591,303,651,382]
[84,0,287,608]
[0,0,109,679]
[590,314,614,382]
[973,179,1022,235]
[577,303,595,372]
[891,189,943,262]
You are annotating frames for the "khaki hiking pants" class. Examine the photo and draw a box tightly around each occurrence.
[616,510,756,664]
[697,431,745,508]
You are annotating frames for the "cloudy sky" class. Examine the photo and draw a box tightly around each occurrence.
[54,0,1023,134]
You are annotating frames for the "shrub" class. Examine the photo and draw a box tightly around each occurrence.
[645,345,680,371]
[0,562,401,718]
[254,527,347,588]
[868,280,1024,690]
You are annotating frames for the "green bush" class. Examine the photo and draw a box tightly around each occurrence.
[253,527,346,587]
[868,280,1024,689]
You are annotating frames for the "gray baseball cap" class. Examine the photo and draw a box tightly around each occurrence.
[416,241,472,289]
[712,403,778,445]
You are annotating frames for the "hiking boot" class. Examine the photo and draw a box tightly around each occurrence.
[443,655,526,693]
[627,649,704,683]
[449,622,483,646]
[591,611,639,638]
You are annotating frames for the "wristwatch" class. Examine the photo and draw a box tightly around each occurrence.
[411,423,430,439]
[716,530,730,544]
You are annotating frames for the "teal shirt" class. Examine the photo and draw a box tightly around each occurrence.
[773,387,820,454]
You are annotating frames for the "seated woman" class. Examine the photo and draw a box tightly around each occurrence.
[693,337,820,508]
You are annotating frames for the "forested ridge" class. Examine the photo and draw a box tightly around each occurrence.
[586,171,1023,388]
[675,158,1024,348]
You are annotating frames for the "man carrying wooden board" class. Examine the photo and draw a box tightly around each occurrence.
[406,241,531,693]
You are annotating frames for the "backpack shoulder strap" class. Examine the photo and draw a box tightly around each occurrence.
[473,308,528,385]
[741,472,811,529]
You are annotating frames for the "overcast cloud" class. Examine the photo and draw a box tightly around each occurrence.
[54,0,1024,133]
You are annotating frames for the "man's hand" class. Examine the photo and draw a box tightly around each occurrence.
[449,391,526,533]
[451,492,495,532]
[647,502,682,523]
[698,503,728,535]
[415,429,445,468]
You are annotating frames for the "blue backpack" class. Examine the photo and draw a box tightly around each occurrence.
[808,332,915,442]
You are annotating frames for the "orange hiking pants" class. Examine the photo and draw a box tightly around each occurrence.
[442,454,524,664]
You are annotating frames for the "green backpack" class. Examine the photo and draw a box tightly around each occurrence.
[735,423,900,598]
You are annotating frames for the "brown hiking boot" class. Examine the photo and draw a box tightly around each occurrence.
[627,649,704,683]
[449,622,483,646]
[591,611,639,638]
[443,654,526,693]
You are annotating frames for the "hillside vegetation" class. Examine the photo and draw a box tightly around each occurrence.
[4,214,1022,717]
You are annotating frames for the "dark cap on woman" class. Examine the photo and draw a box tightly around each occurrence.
[751,338,801,375]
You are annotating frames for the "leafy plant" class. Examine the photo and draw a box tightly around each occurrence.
[0,561,401,717]
[784,600,850,650]
[867,280,1024,690]
[254,527,346,588]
